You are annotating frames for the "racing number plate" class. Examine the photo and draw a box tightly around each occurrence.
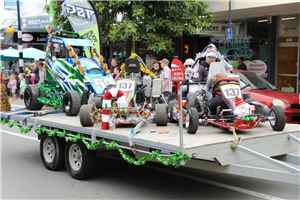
[93,78,114,91]
[220,84,242,99]
[116,79,135,91]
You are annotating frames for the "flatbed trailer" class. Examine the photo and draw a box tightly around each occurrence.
[1,107,299,185]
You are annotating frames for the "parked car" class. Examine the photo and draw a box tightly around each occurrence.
[232,69,300,124]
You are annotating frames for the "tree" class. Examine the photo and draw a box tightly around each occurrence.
[45,1,213,57]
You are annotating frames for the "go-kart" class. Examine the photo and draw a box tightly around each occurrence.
[169,78,286,134]
[24,31,114,116]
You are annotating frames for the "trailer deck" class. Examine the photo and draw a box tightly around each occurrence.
[1,107,299,184]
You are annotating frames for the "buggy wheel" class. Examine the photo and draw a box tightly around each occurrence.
[65,140,96,180]
[187,93,197,108]
[155,104,168,126]
[63,91,81,116]
[40,134,66,171]
[269,106,286,131]
[90,97,102,109]
[185,107,199,134]
[168,100,178,123]
[81,90,89,105]
[24,85,44,110]
[80,104,95,127]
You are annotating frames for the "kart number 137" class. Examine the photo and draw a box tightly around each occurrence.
[222,85,242,99]
[117,81,134,90]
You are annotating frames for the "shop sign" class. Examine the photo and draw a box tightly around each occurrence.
[279,16,299,37]
[195,23,236,35]
[4,0,23,11]
[14,32,48,43]
[248,60,267,76]
[171,59,185,82]
[219,41,254,60]
[21,15,50,29]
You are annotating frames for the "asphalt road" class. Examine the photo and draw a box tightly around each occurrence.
[1,99,299,200]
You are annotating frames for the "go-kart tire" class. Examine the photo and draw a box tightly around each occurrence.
[65,140,96,180]
[269,106,286,131]
[187,92,197,108]
[40,134,66,171]
[24,85,44,110]
[245,98,256,104]
[169,100,178,123]
[63,91,81,116]
[80,104,95,127]
[81,90,89,105]
[90,97,102,109]
[155,104,168,126]
[186,107,199,134]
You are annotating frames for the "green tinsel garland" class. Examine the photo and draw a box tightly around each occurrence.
[37,83,63,110]
[2,122,191,168]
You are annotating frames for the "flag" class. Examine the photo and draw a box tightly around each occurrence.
[45,0,54,33]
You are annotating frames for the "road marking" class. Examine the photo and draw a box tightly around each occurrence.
[103,155,284,200]
[1,129,38,141]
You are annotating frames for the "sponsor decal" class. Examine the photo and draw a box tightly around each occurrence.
[65,3,95,21]
[22,33,34,42]
[248,60,267,76]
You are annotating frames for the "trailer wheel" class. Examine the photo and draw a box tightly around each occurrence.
[187,93,197,108]
[24,85,44,110]
[269,106,286,131]
[155,104,168,126]
[80,104,95,127]
[169,100,178,123]
[40,134,66,171]
[90,97,102,109]
[185,107,199,134]
[63,91,81,116]
[65,140,96,180]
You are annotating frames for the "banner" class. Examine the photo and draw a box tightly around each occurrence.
[61,0,103,56]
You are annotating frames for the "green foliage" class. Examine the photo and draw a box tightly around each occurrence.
[45,0,213,53]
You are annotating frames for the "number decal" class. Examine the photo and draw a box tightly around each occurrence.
[117,81,134,91]
[221,85,241,99]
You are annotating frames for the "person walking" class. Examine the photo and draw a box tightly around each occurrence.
[237,57,247,70]
[159,58,172,93]
[8,74,17,100]
[19,73,26,101]
[193,50,216,82]
[0,67,11,111]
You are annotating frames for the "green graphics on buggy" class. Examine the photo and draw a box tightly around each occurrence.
[45,32,115,97]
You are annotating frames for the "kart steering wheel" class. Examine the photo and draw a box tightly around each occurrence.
[212,78,239,96]
[103,84,116,93]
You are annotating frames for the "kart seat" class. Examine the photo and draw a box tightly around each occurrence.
[125,58,140,73]
[206,62,226,91]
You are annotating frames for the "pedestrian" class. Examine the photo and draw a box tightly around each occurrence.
[25,67,33,85]
[237,57,247,70]
[150,60,162,78]
[113,66,120,81]
[37,61,45,84]
[33,62,40,84]
[181,58,195,97]
[19,73,26,101]
[0,66,11,111]
[193,49,216,82]
[29,63,36,84]
[111,57,120,76]
[8,74,17,100]
[159,58,172,93]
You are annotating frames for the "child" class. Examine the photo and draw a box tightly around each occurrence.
[113,66,120,81]
[29,63,36,84]
[19,73,26,100]
[207,72,228,115]
[8,74,17,100]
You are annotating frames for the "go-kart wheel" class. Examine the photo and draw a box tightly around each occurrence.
[269,106,286,131]
[80,104,95,127]
[187,93,197,108]
[185,107,199,134]
[168,100,178,123]
[155,104,168,126]
[24,85,44,110]
[90,97,102,109]
[63,91,81,116]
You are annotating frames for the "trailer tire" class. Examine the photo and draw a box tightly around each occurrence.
[155,104,168,126]
[65,140,96,180]
[269,106,286,131]
[187,93,197,108]
[169,100,178,123]
[40,134,66,171]
[63,91,81,116]
[186,107,199,134]
[24,85,44,110]
[90,97,102,109]
[80,104,95,127]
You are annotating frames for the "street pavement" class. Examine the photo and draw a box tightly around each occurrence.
[1,98,299,200]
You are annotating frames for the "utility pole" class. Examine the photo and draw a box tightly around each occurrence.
[17,0,24,73]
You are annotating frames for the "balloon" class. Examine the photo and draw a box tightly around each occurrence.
[7,27,14,35]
